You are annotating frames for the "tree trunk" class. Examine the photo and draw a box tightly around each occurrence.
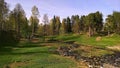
[93,28,96,35]
[18,22,20,39]
[16,13,21,40]
[88,26,91,37]
[108,30,110,36]
[43,25,46,41]
[31,23,34,39]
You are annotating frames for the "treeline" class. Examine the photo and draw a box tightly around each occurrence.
[0,0,120,43]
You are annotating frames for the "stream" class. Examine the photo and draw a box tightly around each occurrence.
[50,40,120,68]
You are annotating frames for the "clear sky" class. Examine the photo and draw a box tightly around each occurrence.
[5,0,120,22]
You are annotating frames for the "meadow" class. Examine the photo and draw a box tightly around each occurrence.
[0,34,120,68]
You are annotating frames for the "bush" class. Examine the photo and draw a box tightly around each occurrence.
[0,30,19,46]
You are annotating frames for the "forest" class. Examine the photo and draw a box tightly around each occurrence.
[0,0,120,68]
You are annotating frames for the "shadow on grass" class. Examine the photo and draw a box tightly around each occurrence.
[17,44,44,48]
[1,51,41,55]
[60,35,80,41]
[1,49,57,56]
[0,47,13,53]
[0,42,19,54]
[0,43,58,56]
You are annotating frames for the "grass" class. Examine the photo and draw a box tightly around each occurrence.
[0,34,120,68]
[0,41,77,68]
[74,45,114,57]
[54,34,120,47]
[52,34,120,57]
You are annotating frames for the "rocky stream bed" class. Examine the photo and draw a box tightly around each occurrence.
[56,41,120,68]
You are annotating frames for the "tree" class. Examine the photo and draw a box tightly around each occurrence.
[84,12,103,37]
[55,16,61,35]
[37,23,44,36]
[60,19,67,34]
[30,16,39,35]
[72,15,81,34]
[0,0,19,44]
[49,16,61,35]
[104,11,120,35]
[52,16,56,35]
[8,11,16,30]
[113,11,120,34]
[50,18,55,35]
[80,15,86,32]
[0,0,9,31]
[66,17,72,33]
[95,11,103,33]
[43,14,49,36]
[86,13,96,37]
[30,5,39,38]
[13,3,26,39]
[9,10,28,38]
[20,18,29,38]
[71,15,75,32]
[104,15,114,36]
[42,14,49,41]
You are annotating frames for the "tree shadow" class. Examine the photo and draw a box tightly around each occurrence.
[1,49,57,56]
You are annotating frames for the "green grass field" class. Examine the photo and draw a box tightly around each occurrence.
[0,42,77,68]
[54,34,120,47]
[0,34,120,68]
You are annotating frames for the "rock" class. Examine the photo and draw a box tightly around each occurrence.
[103,63,118,68]
[96,36,102,41]
[88,65,93,68]
[57,46,71,56]
[57,41,120,67]
[71,44,79,48]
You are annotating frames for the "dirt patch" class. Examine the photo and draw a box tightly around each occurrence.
[77,61,88,68]
[5,61,30,68]
[78,45,94,52]
[31,38,39,43]
[107,45,120,51]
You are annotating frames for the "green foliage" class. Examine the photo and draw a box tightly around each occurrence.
[104,11,120,35]
[95,11,103,32]
[0,30,19,45]
[72,15,81,33]
[84,11,103,37]
[66,17,72,33]
[28,5,39,39]
[60,18,67,34]
[0,0,9,30]
[37,24,44,36]
[49,16,61,35]
[113,11,120,34]
[12,3,27,39]
[30,16,39,34]
[55,16,61,35]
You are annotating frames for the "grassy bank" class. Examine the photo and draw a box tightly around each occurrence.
[0,42,77,68]
[54,34,120,47]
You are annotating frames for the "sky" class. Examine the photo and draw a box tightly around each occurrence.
[5,0,120,23]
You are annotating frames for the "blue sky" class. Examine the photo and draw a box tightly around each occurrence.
[5,0,120,22]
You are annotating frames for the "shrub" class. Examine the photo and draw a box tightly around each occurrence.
[0,30,19,46]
